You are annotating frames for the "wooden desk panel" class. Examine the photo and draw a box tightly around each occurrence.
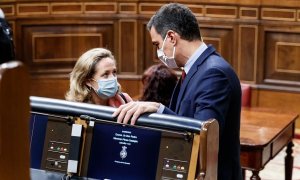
[240,108,298,180]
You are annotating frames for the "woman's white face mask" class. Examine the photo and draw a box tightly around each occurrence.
[156,35,178,69]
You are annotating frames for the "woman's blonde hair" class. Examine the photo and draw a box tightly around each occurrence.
[65,48,117,102]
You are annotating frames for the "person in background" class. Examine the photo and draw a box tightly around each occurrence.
[0,8,15,64]
[113,3,242,180]
[65,48,132,107]
[141,63,177,106]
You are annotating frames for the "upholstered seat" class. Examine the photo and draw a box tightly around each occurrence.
[241,83,251,107]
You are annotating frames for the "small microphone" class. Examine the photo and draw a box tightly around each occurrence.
[80,115,96,121]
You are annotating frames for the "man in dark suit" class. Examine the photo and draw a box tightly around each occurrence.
[113,3,242,180]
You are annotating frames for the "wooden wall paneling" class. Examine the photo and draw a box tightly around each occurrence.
[119,3,137,14]
[31,78,69,99]
[275,42,300,74]
[141,21,158,70]
[260,0,300,8]
[20,20,114,77]
[0,0,263,7]
[137,21,146,72]
[262,8,296,21]
[264,27,300,86]
[113,20,120,69]
[205,5,237,19]
[239,7,258,20]
[17,3,50,16]
[0,4,15,16]
[51,3,83,15]
[121,18,156,98]
[256,24,266,84]
[253,88,300,109]
[200,24,237,69]
[139,3,164,15]
[119,79,142,100]
[238,25,258,82]
[251,88,300,129]
[136,20,145,74]
[118,19,137,74]
[232,24,239,72]
[187,4,204,17]
[84,2,117,14]
[32,33,103,62]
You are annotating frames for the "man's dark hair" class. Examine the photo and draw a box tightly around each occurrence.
[0,18,15,64]
[147,3,201,41]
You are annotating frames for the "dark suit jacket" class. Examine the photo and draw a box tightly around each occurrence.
[163,45,242,180]
[0,18,15,64]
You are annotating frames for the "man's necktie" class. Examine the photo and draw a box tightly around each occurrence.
[181,70,186,84]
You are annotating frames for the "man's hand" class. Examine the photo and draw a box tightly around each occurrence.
[112,101,160,125]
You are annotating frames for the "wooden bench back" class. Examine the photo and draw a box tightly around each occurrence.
[0,61,30,179]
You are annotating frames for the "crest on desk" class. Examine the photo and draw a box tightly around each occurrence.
[120,146,127,159]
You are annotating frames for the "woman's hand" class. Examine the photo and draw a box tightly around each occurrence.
[112,101,160,125]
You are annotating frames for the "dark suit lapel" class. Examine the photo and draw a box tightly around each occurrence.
[175,45,216,113]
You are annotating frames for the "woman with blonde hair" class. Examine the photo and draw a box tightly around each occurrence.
[65,48,132,107]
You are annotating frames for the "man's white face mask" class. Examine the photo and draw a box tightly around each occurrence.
[156,34,178,68]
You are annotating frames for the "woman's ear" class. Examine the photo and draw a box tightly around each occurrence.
[117,83,121,93]
[85,80,92,89]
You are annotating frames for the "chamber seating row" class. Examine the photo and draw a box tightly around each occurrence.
[30,96,219,180]
[0,61,219,180]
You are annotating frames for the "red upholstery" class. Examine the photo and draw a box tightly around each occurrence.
[241,83,251,107]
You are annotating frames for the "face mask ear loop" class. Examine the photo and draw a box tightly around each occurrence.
[161,34,168,51]
[172,46,176,58]
[87,85,92,91]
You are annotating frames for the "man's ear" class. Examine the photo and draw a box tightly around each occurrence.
[167,31,177,45]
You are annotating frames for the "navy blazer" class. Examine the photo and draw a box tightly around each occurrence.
[163,45,242,180]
